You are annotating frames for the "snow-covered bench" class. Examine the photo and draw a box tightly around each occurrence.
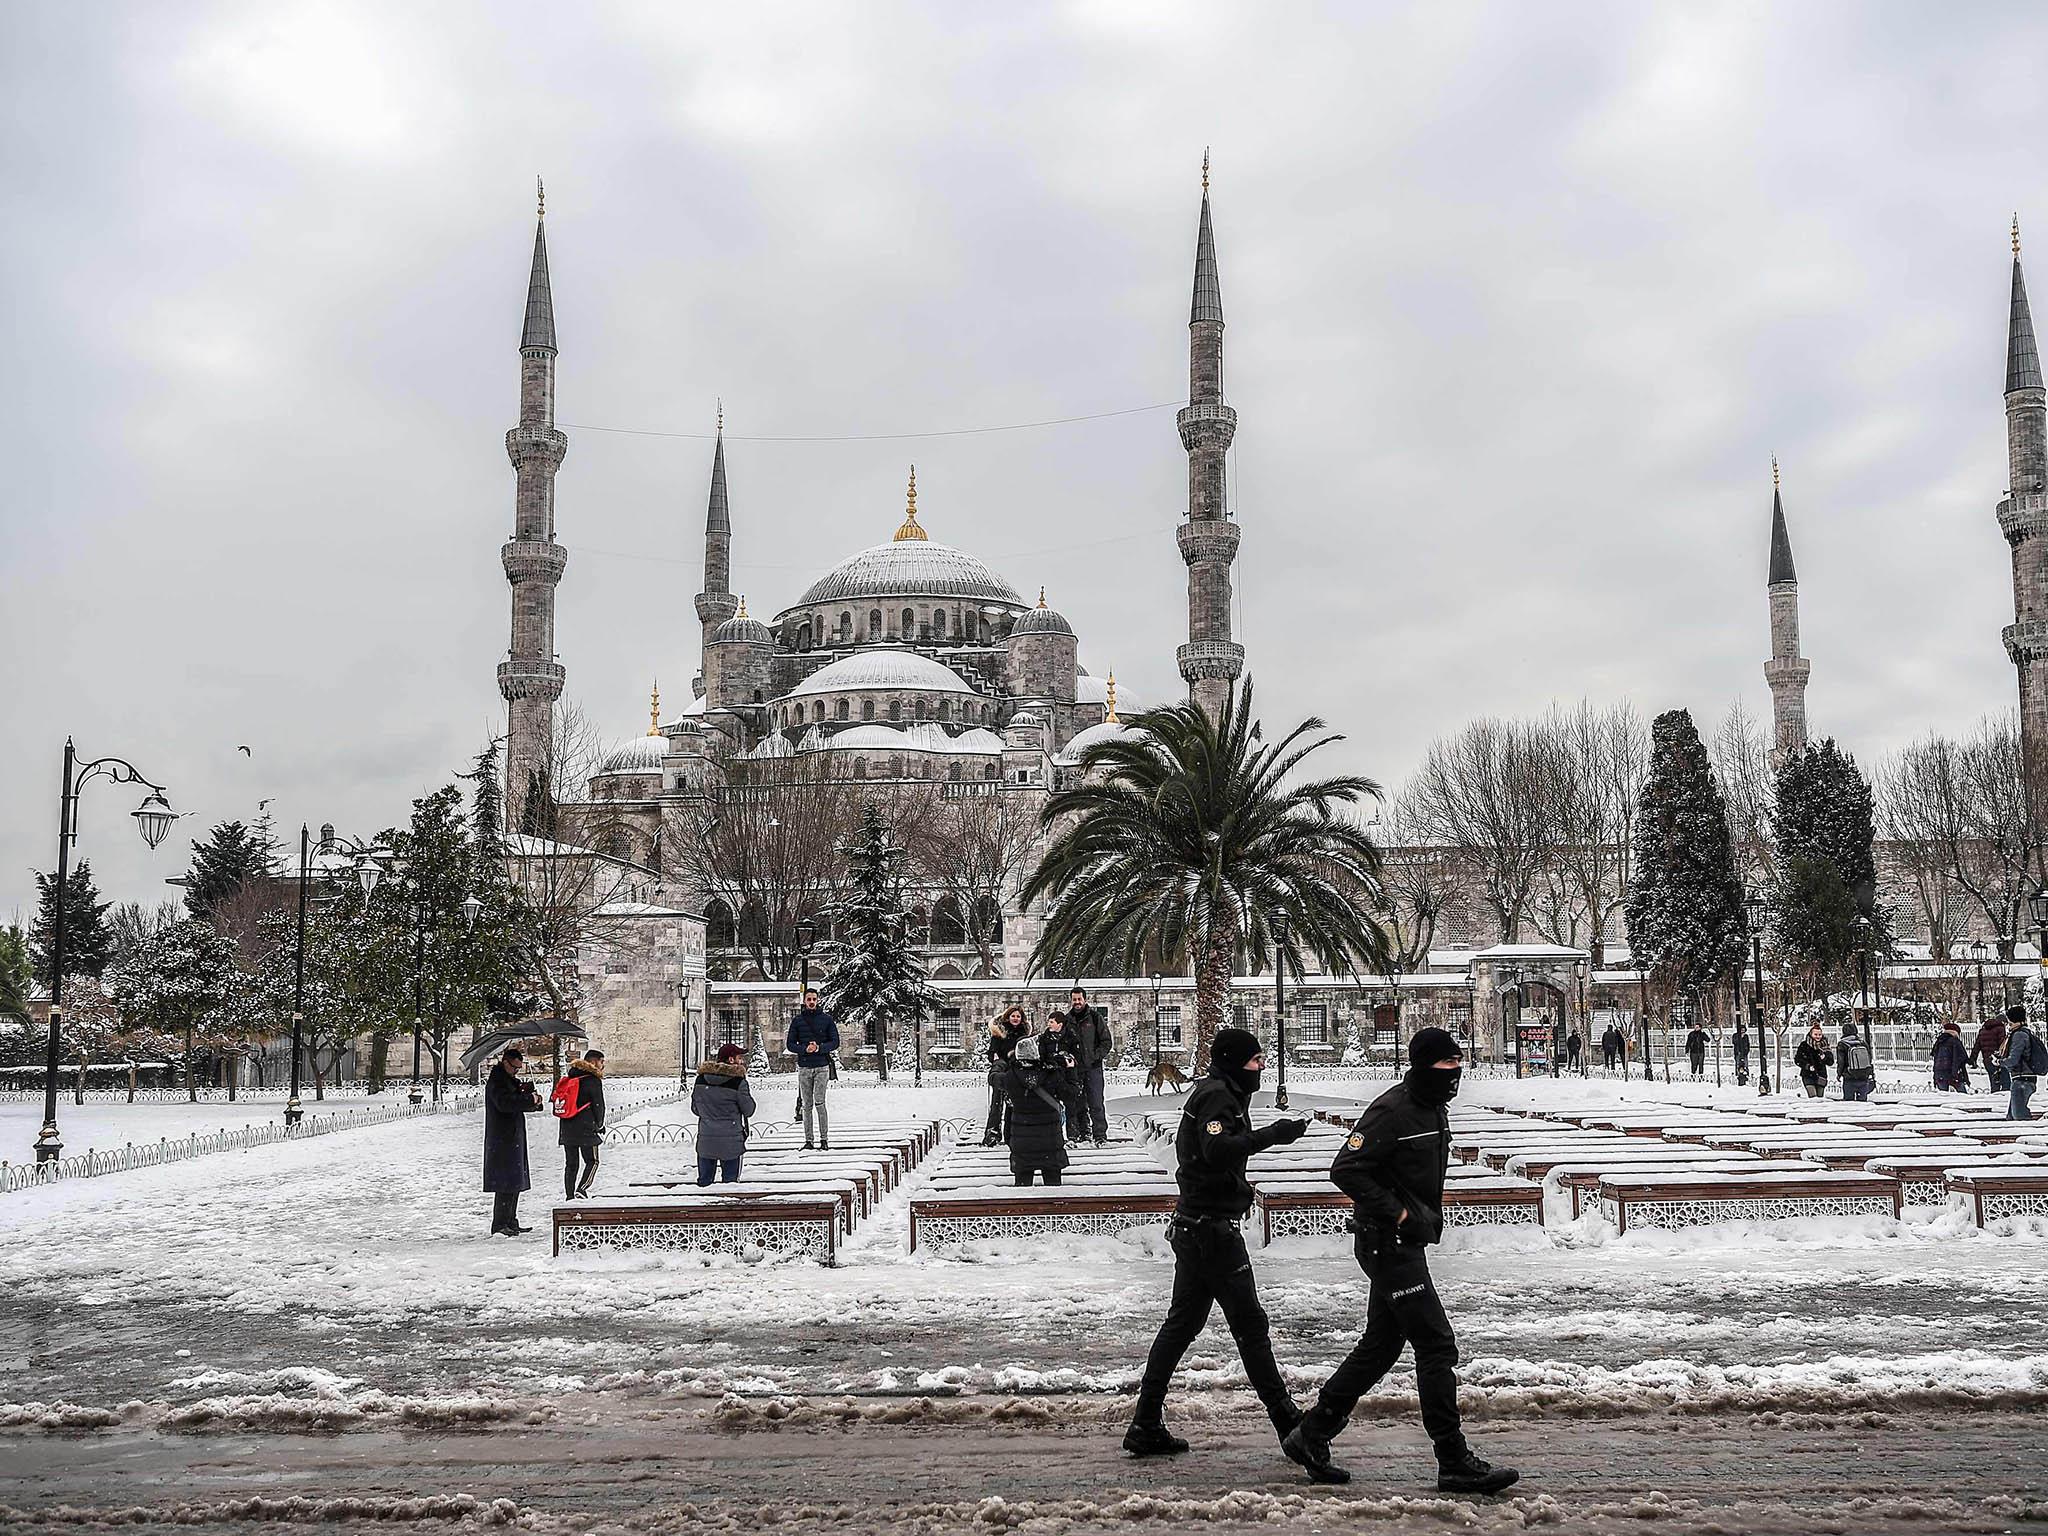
[553,1192,843,1264]
[1595,1169,1901,1232]
[627,1173,869,1227]
[1861,1153,2039,1208]
[1247,1176,1542,1244]
[908,1183,1180,1252]
[1539,1158,1809,1218]
[1945,1166,2048,1226]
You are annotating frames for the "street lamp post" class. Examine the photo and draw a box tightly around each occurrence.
[1574,958,1590,1078]
[1746,887,1772,1095]
[33,739,175,1163]
[1635,964,1653,1082]
[1150,972,1163,1070]
[288,827,384,1127]
[1271,912,1291,1109]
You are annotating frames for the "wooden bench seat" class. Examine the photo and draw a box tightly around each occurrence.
[1503,1145,1764,1180]
[553,1192,841,1263]
[1862,1153,2041,1207]
[1946,1166,2048,1226]
[909,1183,1180,1252]
[1540,1158,1808,1217]
[1247,1177,1542,1244]
[1596,1169,1901,1232]
[627,1174,867,1227]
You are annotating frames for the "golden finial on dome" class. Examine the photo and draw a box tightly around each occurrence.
[2016,213,2024,258]
[1038,586,1047,608]
[894,465,927,541]
[737,594,749,618]
[1772,453,1779,491]
[649,680,661,736]
[1105,670,1118,723]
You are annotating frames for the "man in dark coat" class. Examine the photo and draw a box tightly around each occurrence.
[786,989,840,1150]
[1037,1010,1087,1143]
[1932,1020,1971,1092]
[556,1049,607,1199]
[994,1034,1069,1184]
[1838,1019,1877,1101]
[1282,1027,1517,1496]
[483,1047,542,1235]
[1732,1021,1752,1086]
[1685,1025,1709,1080]
[1971,1014,2010,1093]
[1124,1028,1309,1460]
[1065,986,1117,1145]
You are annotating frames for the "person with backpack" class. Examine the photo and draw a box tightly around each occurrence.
[483,1047,542,1236]
[1795,1024,1833,1098]
[691,1043,756,1184]
[993,1034,1068,1186]
[2004,1004,2045,1120]
[785,988,839,1151]
[1838,1018,1877,1101]
[552,1048,607,1199]
[1932,1019,1971,1092]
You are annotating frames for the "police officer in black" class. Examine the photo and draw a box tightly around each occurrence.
[1280,1026,1519,1495]
[1123,1026,1310,1457]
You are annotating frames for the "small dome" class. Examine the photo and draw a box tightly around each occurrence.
[1075,673,1137,711]
[714,596,771,645]
[596,735,667,776]
[1058,719,1139,765]
[786,648,979,698]
[1010,588,1075,638]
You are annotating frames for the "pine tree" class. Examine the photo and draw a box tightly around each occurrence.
[464,739,507,855]
[29,860,113,986]
[0,925,30,1022]
[1771,740,1892,1001]
[818,803,945,1080]
[1625,710,1748,1011]
[183,820,272,920]
[520,769,558,840]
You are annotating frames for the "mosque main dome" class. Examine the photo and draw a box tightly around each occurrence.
[795,540,1026,608]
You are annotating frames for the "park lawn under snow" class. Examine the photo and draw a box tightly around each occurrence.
[1,1072,2044,1432]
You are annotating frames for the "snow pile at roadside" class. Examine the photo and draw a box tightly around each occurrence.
[151,1366,550,1433]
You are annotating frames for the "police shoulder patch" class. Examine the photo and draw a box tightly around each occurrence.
[1206,1119,1223,1135]
[1347,1133,1364,1149]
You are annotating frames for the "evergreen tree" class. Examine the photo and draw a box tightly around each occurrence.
[1625,710,1748,1011]
[1771,740,1893,999]
[0,925,30,1022]
[105,917,240,1101]
[819,803,945,1078]
[29,860,113,986]
[183,820,272,920]
[464,738,507,855]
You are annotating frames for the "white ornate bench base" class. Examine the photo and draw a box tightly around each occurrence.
[1599,1192,1897,1231]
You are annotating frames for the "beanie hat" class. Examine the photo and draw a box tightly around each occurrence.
[1408,1026,1461,1070]
[1210,1027,1262,1071]
[1013,1034,1042,1065]
[2008,1003,2029,1025]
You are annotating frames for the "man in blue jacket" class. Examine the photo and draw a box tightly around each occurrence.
[786,989,840,1150]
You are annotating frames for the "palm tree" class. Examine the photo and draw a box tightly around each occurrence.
[1022,681,1391,1071]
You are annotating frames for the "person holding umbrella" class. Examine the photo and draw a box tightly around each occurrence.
[483,1047,543,1236]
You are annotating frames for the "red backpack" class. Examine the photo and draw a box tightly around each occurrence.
[549,1075,583,1119]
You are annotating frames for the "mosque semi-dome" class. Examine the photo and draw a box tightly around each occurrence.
[786,648,980,698]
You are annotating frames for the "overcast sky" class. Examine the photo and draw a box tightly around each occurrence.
[6,1,2046,918]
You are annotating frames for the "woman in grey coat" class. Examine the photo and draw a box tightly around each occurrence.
[691,1043,756,1185]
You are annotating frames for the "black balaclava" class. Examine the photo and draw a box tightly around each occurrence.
[1405,1026,1463,1106]
[1209,1027,1263,1097]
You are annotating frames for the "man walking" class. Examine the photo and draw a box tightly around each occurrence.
[1124,1028,1309,1459]
[1281,1028,1518,1496]
[1066,986,1116,1145]
[1838,1018,1877,1102]
[1971,1013,2010,1095]
[2005,1004,2044,1120]
[786,988,839,1151]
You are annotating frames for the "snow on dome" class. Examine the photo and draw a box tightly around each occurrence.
[1075,674,1137,711]
[1010,595,1074,638]
[786,648,978,698]
[596,735,667,775]
[819,723,1007,754]
[715,612,772,644]
[1057,718,1139,765]
[745,735,796,760]
[795,542,1026,607]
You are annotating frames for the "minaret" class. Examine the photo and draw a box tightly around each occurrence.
[693,403,737,699]
[1763,456,1810,766]
[2000,215,2048,787]
[1176,150,1244,721]
[498,179,569,830]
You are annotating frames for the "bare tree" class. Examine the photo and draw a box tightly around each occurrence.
[1376,790,1467,968]
[1529,702,1646,962]
[1712,700,1776,889]
[898,786,1043,977]
[1406,716,1558,941]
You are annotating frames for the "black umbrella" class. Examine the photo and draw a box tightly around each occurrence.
[460,1018,586,1073]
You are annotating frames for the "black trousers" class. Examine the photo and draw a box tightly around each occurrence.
[491,1189,521,1232]
[1012,1164,1062,1185]
[564,1145,599,1197]
[1305,1235,1465,1463]
[1134,1220,1296,1431]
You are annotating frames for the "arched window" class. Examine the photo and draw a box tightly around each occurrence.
[706,899,736,950]
[947,762,962,781]
[888,699,901,721]
[889,755,902,778]
[932,610,946,638]
[932,895,966,946]
[839,612,852,642]
[936,699,950,722]
[854,758,867,779]
[984,762,1000,780]
[797,623,812,652]
[902,607,915,637]
[836,699,849,720]
[862,699,875,721]
[869,610,882,638]
[813,701,825,721]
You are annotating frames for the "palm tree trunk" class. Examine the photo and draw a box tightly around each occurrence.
[1192,916,1236,1076]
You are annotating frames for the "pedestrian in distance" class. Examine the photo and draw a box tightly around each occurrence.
[786,987,839,1151]
[2004,1004,2045,1120]
[691,1043,756,1185]
[552,1048,607,1199]
[483,1047,543,1236]
[1039,1009,1087,1142]
[1685,1024,1709,1081]
[1124,1027,1310,1461]
[983,1006,1029,1146]
[993,1034,1068,1186]
[1065,985,1117,1145]
[1838,1019,1877,1102]
[1931,1019,1971,1093]
[1733,1020,1752,1087]
[1565,1028,1582,1073]
[1795,1023,1833,1098]
[1281,1027,1519,1497]
[1971,1013,2011,1094]
[1601,1023,1624,1074]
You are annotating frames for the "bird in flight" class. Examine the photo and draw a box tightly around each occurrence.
[238,746,252,756]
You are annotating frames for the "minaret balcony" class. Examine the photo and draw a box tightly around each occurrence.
[1177,640,1245,682]
[1762,657,1811,688]
[1997,492,2048,543]
[1176,401,1237,451]
[1177,520,1241,567]
[497,658,567,701]
[695,592,740,626]
[501,540,568,584]
[2003,619,2048,665]
[505,425,569,469]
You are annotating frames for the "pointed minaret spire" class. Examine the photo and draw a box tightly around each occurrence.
[2010,220,2042,398]
[1764,457,1811,766]
[2000,214,2048,791]
[522,180,557,354]
[1177,151,1244,721]
[694,403,738,699]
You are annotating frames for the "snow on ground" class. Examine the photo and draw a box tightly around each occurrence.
[0,1070,2043,1437]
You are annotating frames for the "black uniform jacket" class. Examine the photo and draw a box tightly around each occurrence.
[1173,1073,1290,1219]
[1329,1078,1452,1246]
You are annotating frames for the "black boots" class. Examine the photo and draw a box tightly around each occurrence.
[1437,1451,1519,1495]
[1121,1420,1190,1458]
[1280,1420,1351,1484]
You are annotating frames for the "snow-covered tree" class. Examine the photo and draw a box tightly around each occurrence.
[819,803,945,1082]
[105,918,240,1102]
[0,925,29,1023]
[30,860,112,986]
[1772,739,1893,1003]
[1626,709,1747,1022]
[182,820,275,920]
